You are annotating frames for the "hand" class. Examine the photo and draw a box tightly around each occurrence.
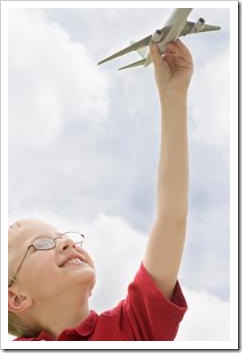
[150,39,193,96]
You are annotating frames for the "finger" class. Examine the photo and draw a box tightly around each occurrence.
[150,43,163,67]
[173,39,193,61]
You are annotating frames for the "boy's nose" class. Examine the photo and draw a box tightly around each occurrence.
[57,237,76,252]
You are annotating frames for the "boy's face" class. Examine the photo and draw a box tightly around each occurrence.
[9,222,96,303]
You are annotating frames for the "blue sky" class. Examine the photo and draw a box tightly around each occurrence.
[3,1,238,348]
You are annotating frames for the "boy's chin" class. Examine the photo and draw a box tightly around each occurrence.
[75,267,96,287]
[88,277,96,297]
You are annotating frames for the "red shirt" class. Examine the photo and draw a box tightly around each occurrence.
[15,263,187,341]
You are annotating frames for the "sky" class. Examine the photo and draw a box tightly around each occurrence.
[2,0,238,349]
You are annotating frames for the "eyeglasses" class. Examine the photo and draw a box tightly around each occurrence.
[8,231,85,288]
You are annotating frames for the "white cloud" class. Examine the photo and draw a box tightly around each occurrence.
[190,45,230,149]
[176,287,230,341]
[181,202,230,300]
[85,213,146,310]
[8,8,110,148]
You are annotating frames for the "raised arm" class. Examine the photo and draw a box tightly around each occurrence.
[143,40,193,299]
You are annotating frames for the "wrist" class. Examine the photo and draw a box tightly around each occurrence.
[159,88,188,105]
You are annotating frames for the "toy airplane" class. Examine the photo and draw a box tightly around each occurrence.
[98,8,221,70]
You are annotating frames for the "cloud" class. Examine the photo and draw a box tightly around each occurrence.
[180,194,230,299]
[176,286,230,341]
[85,213,146,310]
[189,44,230,149]
[8,8,110,148]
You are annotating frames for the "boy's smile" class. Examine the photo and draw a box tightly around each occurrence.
[60,257,87,267]
[59,251,88,267]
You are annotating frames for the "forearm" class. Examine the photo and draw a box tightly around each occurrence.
[157,91,189,222]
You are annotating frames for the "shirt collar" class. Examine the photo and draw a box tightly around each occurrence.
[36,310,99,341]
[75,310,98,337]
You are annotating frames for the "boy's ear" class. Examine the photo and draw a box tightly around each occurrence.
[8,288,33,313]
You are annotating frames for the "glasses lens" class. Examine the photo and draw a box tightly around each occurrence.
[33,237,56,250]
[63,232,84,246]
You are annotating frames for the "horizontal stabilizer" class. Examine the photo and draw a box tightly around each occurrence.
[118,58,146,71]
[180,21,221,36]
[201,24,221,32]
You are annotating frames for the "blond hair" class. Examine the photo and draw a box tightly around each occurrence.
[8,219,44,338]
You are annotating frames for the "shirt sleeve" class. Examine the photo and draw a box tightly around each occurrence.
[118,262,188,340]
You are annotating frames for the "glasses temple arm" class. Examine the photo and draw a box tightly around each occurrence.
[8,245,33,287]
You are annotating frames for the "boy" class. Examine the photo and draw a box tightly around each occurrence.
[8,39,193,341]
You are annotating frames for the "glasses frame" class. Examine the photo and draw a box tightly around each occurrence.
[8,231,85,288]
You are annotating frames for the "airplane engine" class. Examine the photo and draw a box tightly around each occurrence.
[152,29,166,43]
[152,25,171,43]
[192,18,206,33]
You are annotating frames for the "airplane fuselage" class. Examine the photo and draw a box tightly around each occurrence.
[144,8,193,66]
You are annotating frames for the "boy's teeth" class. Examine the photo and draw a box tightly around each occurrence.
[64,258,84,266]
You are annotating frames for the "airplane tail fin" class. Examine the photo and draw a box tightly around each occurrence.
[118,58,146,71]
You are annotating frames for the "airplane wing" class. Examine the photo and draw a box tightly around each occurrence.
[97,34,152,65]
[180,21,221,36]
